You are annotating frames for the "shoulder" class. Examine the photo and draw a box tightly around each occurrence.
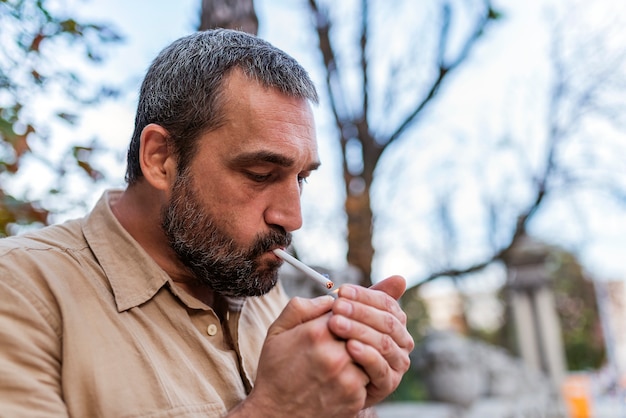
[0,219,91,325]
[0,220,87,261]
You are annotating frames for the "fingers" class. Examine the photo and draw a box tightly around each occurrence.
[344,339,394,395]
[327,279,415,406]
[369,275,407,301]
[329,296,413,371]
[267,295,334,336]
[336,281,408,328]
[253,304,370,417]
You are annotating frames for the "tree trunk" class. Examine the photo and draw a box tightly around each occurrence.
[199,0,258,35]
[343,121,381,287]
[345,180,374,286]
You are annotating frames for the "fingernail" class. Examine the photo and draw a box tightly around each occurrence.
[335,315,350,332]
[335,299,353,316]
[350,339,364,354]
[341,286,357,299]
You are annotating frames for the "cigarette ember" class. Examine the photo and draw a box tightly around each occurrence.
[273,248,335,292]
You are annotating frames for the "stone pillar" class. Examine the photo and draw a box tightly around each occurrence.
[506,237,567,390]
[510,290,541,371]
[535,287,567,385]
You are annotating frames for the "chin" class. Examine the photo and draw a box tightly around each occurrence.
[254,269,280,296]
[216,266,280,298]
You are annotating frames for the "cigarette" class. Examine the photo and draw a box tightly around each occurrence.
[273,248,335,291]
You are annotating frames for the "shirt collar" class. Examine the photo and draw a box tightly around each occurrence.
[82,190,170,312]
[82,190,248,314]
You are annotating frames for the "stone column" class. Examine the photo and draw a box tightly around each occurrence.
[505,237,567,390]
[535,287,567,385]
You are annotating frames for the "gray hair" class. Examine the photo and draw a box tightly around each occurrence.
[125,29,318,185]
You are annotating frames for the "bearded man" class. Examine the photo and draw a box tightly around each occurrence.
[0,29,413,418]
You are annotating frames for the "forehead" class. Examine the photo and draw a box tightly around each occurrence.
[209,70,319,163]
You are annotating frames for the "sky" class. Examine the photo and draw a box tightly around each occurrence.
[7,0,626,293]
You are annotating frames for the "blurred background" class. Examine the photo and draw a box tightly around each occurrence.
[2,0,626,416]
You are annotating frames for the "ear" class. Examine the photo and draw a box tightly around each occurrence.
[139,123,177,191]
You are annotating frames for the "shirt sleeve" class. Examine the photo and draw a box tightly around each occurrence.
[0,271,69,417]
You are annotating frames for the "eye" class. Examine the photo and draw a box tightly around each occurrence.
[297,173,310,186]
[246,171,272,182]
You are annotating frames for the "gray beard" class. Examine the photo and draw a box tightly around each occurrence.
[161,172,290,297]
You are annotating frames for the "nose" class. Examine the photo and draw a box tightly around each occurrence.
[264,178,303,232]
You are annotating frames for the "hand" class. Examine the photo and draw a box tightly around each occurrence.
[234,296,370,418]
[327,275,415,408]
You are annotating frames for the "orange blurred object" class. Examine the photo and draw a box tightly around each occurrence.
[562,374,592,418]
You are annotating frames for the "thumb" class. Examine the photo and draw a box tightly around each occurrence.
[369,275,407,301]
[268,295,334,336]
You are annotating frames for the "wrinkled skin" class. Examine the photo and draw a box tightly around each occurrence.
[231,275,414,418]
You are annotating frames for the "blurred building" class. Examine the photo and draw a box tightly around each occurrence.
[595,279,626,385]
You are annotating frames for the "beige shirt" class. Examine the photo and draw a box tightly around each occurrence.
[0,190,289,417]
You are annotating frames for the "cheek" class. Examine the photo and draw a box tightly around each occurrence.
[192,168,271,241]
[210,197,269,244]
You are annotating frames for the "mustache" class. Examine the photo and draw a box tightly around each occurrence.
[249,227,292,258]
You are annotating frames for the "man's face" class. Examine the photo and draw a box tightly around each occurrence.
[162,70,319,297]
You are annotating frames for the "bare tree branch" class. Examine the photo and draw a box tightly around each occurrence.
[387,1,496,147]
[411,6,625,290]
[360,0,369,125]
[308,0,347,136]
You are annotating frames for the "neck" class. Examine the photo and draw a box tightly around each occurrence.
[111,182,210,303]
[171,279,217,307]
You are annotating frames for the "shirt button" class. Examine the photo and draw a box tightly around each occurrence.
[207,324,218,336]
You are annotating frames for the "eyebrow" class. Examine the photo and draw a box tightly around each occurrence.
[231,150,321,171]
